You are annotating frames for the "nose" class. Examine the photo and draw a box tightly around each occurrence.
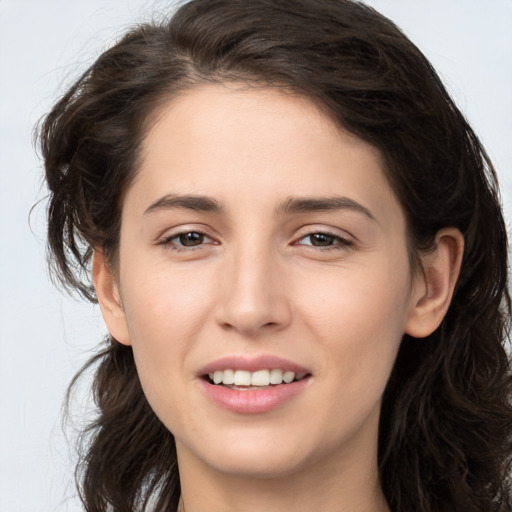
[215,247,292,336]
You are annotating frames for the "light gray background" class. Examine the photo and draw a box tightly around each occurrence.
[1,1,511,511]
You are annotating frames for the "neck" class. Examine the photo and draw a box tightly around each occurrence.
[176,417,390,512]
[178,476,388,512]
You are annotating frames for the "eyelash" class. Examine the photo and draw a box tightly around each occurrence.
[159,229,353,252]
[159,230,216,252]
[294,231,354,251]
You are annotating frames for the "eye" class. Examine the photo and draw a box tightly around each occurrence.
[175,231,206,246]
[296,232,353,249]
[160,230,216,250]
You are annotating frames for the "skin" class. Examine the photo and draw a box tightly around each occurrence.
[94,84,463,512]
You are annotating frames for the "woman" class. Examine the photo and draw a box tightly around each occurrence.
[38,0,512,511]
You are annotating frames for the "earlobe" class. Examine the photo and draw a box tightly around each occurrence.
[404,228,464,338]
[92,249,132,346]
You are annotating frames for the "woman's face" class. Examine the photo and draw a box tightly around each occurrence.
[103,84,425,479]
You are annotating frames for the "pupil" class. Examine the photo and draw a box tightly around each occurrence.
[311,233,334,246]
[179,232,204,246]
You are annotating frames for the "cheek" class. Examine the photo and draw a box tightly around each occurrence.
[297,256,411,388]
[289,262,410,447]
[300,255,411,336]
[118,259,218,403]
[121,256,217,336]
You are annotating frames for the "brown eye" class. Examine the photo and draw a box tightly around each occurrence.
[295,232,353,250]
[308,233,336,246]
[161,231,215,250]
[178,232,205,246]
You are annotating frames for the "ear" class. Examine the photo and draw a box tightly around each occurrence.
[404,228,464,338]
[92,249,131,346]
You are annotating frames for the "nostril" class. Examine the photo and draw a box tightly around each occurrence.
[215,292,292,334]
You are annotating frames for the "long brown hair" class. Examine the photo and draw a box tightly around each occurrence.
[38,1,512,510]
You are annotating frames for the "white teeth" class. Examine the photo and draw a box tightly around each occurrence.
[251,370,270,386]
[269,369,283,384]
[234,370,251,386]
[283,371,295,384]
[209,368,304,386]
[223,369,235,385]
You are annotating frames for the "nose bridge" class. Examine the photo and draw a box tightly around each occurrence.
[217,238,290,334]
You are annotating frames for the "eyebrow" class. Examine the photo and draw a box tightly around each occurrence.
[143,193,376,222]
[144,194,223,215]
[277,196,376,221]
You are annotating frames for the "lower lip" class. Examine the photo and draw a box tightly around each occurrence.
[199,378,310,414]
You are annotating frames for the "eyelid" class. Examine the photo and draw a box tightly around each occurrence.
[292,226,355,250]
[157,225,219,250]
[155,224,355,251]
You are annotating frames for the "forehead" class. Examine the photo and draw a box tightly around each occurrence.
[126,83,402,227]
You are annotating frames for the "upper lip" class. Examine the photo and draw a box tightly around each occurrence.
[198,355,310,377]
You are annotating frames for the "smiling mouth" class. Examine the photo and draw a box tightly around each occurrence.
[206,369,310,389]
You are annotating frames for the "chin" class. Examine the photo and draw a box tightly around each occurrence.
[177,424,332,480]
[204,449,310,480]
